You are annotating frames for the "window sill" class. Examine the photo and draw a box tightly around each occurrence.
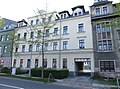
[77,31,85,33]
[62,33,69,35]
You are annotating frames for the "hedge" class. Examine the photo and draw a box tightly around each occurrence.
[1,67,10,74]
[31,68,69,79]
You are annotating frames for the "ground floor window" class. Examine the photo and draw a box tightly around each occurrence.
[27,59,30,68]
[13,59,16,67]
[20,59,23,68]
[44,59,47,68]
[63,58,67,69]
[100,61,115,72]
[35,59,38,68]
[52,59,57,68]
[0,59,4,66]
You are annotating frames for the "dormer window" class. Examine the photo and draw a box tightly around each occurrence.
[36,19,39,25]
[61,14,63,19]
[64,14,66,18]
[74,13,77,16]
[79,12,82,16]
[31,20,33,25]
[103,6,108,14]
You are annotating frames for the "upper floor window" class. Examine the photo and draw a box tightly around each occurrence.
[79,12,82,16]
[79,39,85,49]
[63,41,68,50]
[3,46,7,53]
[6,34,9,41]
[78,23,84,32]
[45,43,48,51]
[54,27,58,36]
[63,26,68,35]
[96,8,100,16]
[0,35,4,41]
[38,30,41,37]
[53,42,58,50]
[45,29,49,37]
[64,14,66,18]
[61,14,63,19]
[36,44,40,52]
[36,19,39,25]
[24,33,27,40]
[22,45,25,52]
[31,20,33,25]
[17,34,20,40]
[15,46,18,52]
[103,6,108,14]
[30,32,34,38]
[74,13,77,16]
[29,45,33,52]
[0,46,2,53]
[96,24,100,33]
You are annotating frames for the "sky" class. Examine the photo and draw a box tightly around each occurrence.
[0,0,119,21]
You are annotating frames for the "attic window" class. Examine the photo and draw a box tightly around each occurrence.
[64,14,66,18]
[61,14,63,19]
[74,13,77,16]
[79,12,81,15]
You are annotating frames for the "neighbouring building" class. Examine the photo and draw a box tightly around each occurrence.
[12,6,94,76]
[90,0,120,75]
[0,18,17,67]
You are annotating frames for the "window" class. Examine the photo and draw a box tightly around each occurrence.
[29,45,33,52]
[103,40,107,51]
[37,30,41,37]
[78,23,84,32]
[63,58,67,69]
[30,32,34,38]
[0,35,4,41]
[17,34,20,40]
[20,59,23,68]
[45,43,48,51]
[31,20,33,25]
[13,59,16,67]
[96,24,100,33]
[53,42,58,50]
[61,14,63,19]
[52,59,57,68]
[36,44,40,52]
[45,29,49,37]
[35,59,38,68]
[79,40,85,49]
[74,13,77,16]
[79,12,81,15]
[24,33,27,40]
[103,6,108,14]
[106,22,111,32]
[44,59,47,68]
[108,40,112,50]
[36,19,39,25]
[15,46,18,52]
[0,59,4,66]
[3,46,7,53]
[63,26,68,35]
[63,41,68,50]
[0,46,2,52]
[98,41,102,50]
[27,59,30,68]
[100,61,115,72]
[96,8,100,16]
[64,14,66,18]
[22,45,25,52]
[102,23,105,32]
[54,27,58,36]
[6,34,9,41]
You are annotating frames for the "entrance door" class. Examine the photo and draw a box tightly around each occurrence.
[75,62,83,75]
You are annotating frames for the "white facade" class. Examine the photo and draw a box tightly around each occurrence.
[12,8,94,76]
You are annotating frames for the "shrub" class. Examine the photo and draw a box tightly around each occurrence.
[16,68,28,74]
[31,68,69,79]
[1,67,10,74]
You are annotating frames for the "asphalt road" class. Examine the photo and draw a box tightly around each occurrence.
[0,76,80,89]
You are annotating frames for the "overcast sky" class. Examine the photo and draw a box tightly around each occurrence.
[0,0,119,21]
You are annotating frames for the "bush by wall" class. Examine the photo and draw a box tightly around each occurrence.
[1,67,10,74]
[16,68,28,74]
[31,68,69,79]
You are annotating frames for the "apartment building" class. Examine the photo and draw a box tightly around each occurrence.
[12,6,94,76]
[90,0,120,74]
[0,18,17,67]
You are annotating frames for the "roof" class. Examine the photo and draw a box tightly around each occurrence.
[91,1,112,7]
[72,5,85,12]
[0,18,17,31]
[58,10,70,16]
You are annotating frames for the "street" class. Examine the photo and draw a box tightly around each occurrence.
[0,76,80,89]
